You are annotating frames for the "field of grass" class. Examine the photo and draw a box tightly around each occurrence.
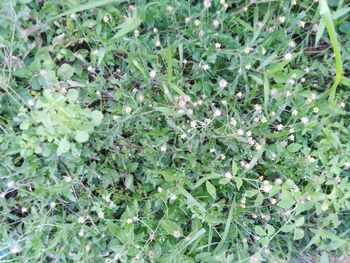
[1,0,350,262]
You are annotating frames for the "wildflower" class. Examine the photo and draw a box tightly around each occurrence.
[344,162,350,169]
[78,229,85,237]
[321,202,328,211]
[301,117,309,125]
[312,24,319,32]
[183,59,188,64]
[244,63,252,70]
[173,230,181,238]
[138,95,144,102]
[237,129,244,136]
[198,30,205,37]
[92,50,99,56]
[260,117,267,123]
[21,207,27,213]
[170,193,177,201]
[271,88,278,96]
[288,134,295,141]
[180,133,187,140]
[155,40,161,47]
[284,52,293,61]
[288,40,296,48]
[10,244,20,254]
[195,19,201,26]
[86,245,91,251]
[98,211,104,219]
[166,5,173,12]
[197,100,203,105]
[203,0,211,8]
[124,106,132,114]
[219,79,228,89]
[254,104,262,113]
[246,131,252,137]
[78,217,85,224]
[271,198,277,205]
[202,64,209,70]
[212,19,220,28]
[87,65,94,72]
[148,251,154,258]
[209,148,216,153]
[190,121,196,128]
[224,172,232,179]
[185,236,191,242]
[313,107,319,113]
[215,42,221,49]
[299,20,305,28]
[127,218,133,224]
[134,30,140,37]
[279,16,285,23]
[157,187,163,193]
[185,17,191,23]
[237,91,243,98]
[70,13,77,20]
[160,144,167,152]
[292,109,298,116]
[243,47,251,54]
[149,69,157,79]
[280,141,288,147]
[276,124,283,131]
[230,118,237,126]
[50,202,56,209]
[340,102,345,108]
[153,27,158,33]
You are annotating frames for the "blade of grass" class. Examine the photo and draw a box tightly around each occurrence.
[319,0,343,103]
[263,73,269,113]
[166,45,173,84]
[112,10,141,40]
[48,0,122,21]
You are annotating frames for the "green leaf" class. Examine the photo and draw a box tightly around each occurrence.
[75,130,89,143]
[112,10,141,40]
[234,177,243,190]
[58,64,75,79]
[254,226,266,236]
[14,67,33,79]
[66,89,79,103]
[287,143,302,153]
[57,138,70,156]
[206,181,217,200]
[277,190,295,209]
[91,110,103,126]
[231,160,238,176]
[293,228,304,240]
[280,224,294,233]
[294,217,305,227]
[161,220,182,237]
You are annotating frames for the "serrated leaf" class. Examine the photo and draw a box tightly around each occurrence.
[57,138,70,156]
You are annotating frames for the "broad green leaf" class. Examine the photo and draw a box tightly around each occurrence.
[234,177,243,190]
[293,228,304,240]
[57,138,70,156]
[161,220,182,237]
[254,226,266,236]
[75,130,89,143]
[231,160,238,176]
[287,143,302,153]
[91,110,103,126]
[67,89,79,103]
[206,181,216,200]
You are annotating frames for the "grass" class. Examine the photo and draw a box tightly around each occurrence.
[1,0,350,262]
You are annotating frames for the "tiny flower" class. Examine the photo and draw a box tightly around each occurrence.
[202,64,209,70]
[284,52,293,61]
[157,186,163,193]
[224,172,232,179]
[149,69,157,79]
[64,176,72,183]
[190,121,196,128]
[271,198,277,205]
[78,216,85,224]
[155,40,161,47]
[340,102,345,108]
[312,24,319,32]
[260,117,267,123]
[161,144,167,152]
[285,91,291,97]
[79,229,85,236]
[21,207,27,213]
[288,134,295,141]
[183,59,188,64]
[215,42,221,49]
[203,0,212,8]
[92,50,99,56]
[275,178,283,185]
[209,148,216,153]
[245,64,251,70]
[124,106,132,114]
[166,5,173,12]
[301,117,309,125]
[87,65,94,72]
[148,251,154,258]
[271,88,278,96]
[50,202,56,209]
[103,16,109,23]
[212,19,220,28]
[299,20,306,28]
[10,244,20,254]
[237,129,244,136]
[174,230,181,238]
[198,30,205,37]
[237,91,243,98]
[254,104,262,113]
[98,211,104,219]
[185,17,191,23]
[70,13,77,20]
[219,79,228,89]
[230,118,237,126]
[197,100,203,105]
[344,162,350,169]
[246,131,252,137]
[170,193,177,201]
[243,47,251,54]
[279,16,285,23]
[138,95,144,102]
[288,40,296,48]
[28,99,35,106]
[153,27,158,33]
[292,109,298,116]
[185,236,191,242]
[195,19,201,26]
[180,133,187,140]
[7,181,14,188]
[134,29,140,37]
[127,218,133,224]
[313,107,319,113]
[321,202,328,211]
[276,124,284,131]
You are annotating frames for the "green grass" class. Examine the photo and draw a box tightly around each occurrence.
[1,0,350,262]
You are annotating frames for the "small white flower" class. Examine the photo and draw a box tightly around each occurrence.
[173,230,181,238]
[214,109,222,117]
[103,16,109,23]
[185,236,191,242]
[92,50,99,56]
[292,110,298,116]
[245,64,251,70]
[202,64,209,70]
[209,148,216,153]
[28,99,35,107]
[195,19,201,26]
[344,162,350,169]
[224,172,232,179]
[215,43,221,49]
[78,216,85,224]
[254,104,262,113]
[161,144,167,152]
[288,134,295,141]
[276,124,284,131]
[7,181,14,188]
[237,129,244,136]
[10,244,20,254]
[288,40,296,48]
[203,0,212,8]
[212,19,220,28]
[190,121,196,128]
[313,107,319,113]
[260,117,267,123]
[279,16,285,23]
[153,27,158,33]
[275,178,283,185]
[185,17,191,24]
[64,176,72,183]
[180,133,187,140]
[124,106,132,114]
[21,207,28,213]
[301,117,309,125]
[285,91,291,97]
[157,187,163,193]
[198,30,205,37]
[230,118,237,126]
[79,229,85,236]
[134,29,140,37]
[183,59,188,64]
[321,202,328,211]
[340,102,345,108]
[149,69,157,79]
[50,202,56,209]
[87,65,94,72]
[98,211,104,219]
[284,52,293,61]
[155,40,161,47]
[170,193,177,201]
[166,5,173,12]
[127,218,133,224]
[237,91,243,98]
[70,13,77,20]
[243,47,251,54]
